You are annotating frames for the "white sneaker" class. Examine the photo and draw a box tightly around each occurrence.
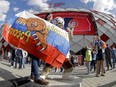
[10,66,13,68]
[40,75,46,79]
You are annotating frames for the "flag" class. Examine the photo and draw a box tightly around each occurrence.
[3,11,70,68]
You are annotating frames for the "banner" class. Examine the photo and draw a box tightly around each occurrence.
[3,11,70,68]
[36,11,97,35]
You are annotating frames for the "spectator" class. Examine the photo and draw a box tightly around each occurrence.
[105,44,112,70]
[94,36,105,77]
[21,49,28,69]
[85,46,92,75]
[44,12,53,22]
[111,43,116,69]
[90,49,97,72]
[7,50,12,62]
[15,48,22,69]
[10,48,16,67]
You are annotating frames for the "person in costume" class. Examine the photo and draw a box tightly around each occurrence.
[40,16,75,80]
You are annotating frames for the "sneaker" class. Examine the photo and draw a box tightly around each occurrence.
[34,78,49,85]
[40,75,46,80]
[10,66,13,68]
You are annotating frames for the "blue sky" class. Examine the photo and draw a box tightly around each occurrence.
[0,0,116,26]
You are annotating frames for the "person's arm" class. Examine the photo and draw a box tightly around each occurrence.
[15,49,18,57]
[25,51,28,57]
[67,25,74,40]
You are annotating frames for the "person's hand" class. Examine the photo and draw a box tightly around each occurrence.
[67,23,74,30]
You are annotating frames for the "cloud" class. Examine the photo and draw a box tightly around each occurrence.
[27,9,40,14]
[0,0,10,22]
[0,13,6,21]
[27,0,49,11]
[81,0,116,12]
[81,0,92,4]
[13,7,19,12]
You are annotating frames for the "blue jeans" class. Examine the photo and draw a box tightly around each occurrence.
[31,55,40,79]
[10,56,15,66]
[21,57,26,68]
[18,57,22,69]
[112,57,116,68]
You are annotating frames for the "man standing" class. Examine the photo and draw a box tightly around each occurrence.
[85,46,92,75]
[105,44,112,70]
[15,48,23,69]
[94,36,105,77]
[111,44,116,69]
[21,49,28,69]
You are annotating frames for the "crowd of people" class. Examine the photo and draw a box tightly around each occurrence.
[84,38,116,77]
[0,12,116,86]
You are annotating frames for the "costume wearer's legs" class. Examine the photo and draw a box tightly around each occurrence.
[62,58,74,80]
[40,63,52,79]
[41,58,74,80]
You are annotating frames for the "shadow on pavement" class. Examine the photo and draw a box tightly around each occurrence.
[1,62,11,67]
[0,68,17,80]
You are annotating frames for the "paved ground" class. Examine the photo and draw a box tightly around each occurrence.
[0,61,116,87]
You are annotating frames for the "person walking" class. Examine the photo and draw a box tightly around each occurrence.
[40,16,75,80]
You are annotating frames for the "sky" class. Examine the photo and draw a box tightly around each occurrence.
[0,0,116,26]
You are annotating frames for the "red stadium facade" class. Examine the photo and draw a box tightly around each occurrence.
[36,11,98,35]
